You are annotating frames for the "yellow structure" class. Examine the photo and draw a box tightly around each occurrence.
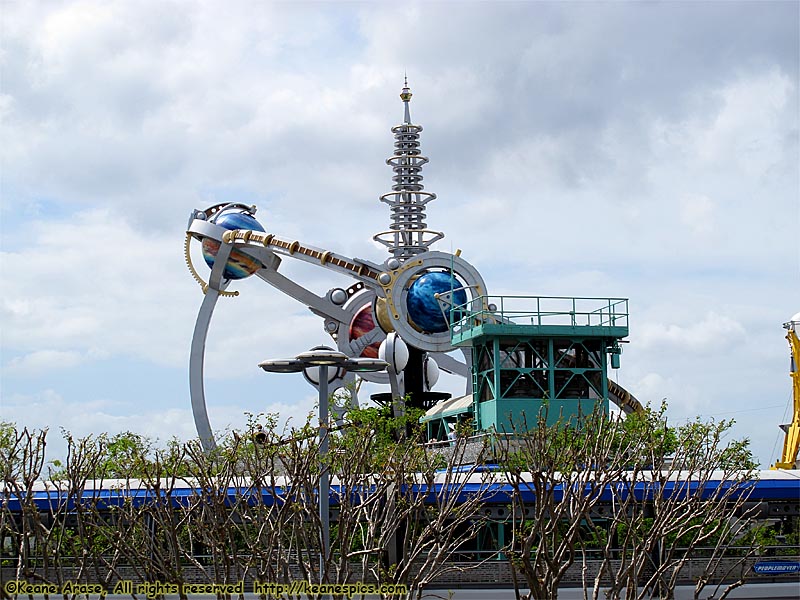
[773,313,800,470]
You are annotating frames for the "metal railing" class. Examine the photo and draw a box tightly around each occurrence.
[6,546,796,570]
[447,295,629,340]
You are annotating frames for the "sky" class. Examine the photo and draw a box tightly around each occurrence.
[1,0,798,468]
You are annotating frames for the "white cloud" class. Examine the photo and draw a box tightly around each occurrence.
[627,371,705,417]
[693,69,793,176]
[637,312,746,353]
[679,194,716,236]
[1,209,189,365]
[4,349,90,376]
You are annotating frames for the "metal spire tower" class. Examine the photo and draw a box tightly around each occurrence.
[373,79,444,262]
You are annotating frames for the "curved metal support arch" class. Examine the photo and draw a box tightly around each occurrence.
[190,289,221,453]
[188,238,234,452]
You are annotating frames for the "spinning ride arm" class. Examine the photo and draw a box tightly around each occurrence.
[607,377,644,415]
[198,220,489,353]
[186,219,376,325]
[221,228,383,285]
[185,213,480,450]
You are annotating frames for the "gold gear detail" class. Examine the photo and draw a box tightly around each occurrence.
[184,232,239,298]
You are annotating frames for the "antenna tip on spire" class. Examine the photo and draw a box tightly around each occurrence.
[400,75,412,103]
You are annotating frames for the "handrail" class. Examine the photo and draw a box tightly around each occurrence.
[8,546,798,568]
[446,295,629,340]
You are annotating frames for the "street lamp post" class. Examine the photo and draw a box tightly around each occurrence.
[258,349,386,579]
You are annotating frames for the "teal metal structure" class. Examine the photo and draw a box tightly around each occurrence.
[441,295,629,434]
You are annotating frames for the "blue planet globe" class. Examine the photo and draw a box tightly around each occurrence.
[202,211,266,280]
[406,271,467,333]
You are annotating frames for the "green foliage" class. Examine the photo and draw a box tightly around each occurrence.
[615,399,679,462]
[99,430,152,477]
[0,421,50,482]
[738,522,800,555]
[209,411,287,473]
[672,416,758,471]
[347,403,426,443]
[0,421,14,452]
[341,402,428,470]
[0,421,16,475]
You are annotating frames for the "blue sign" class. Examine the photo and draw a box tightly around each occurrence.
[753,561,800,575]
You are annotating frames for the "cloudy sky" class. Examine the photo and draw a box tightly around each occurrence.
[1,1,798,467]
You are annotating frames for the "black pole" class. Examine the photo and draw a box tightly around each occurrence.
[404,347,425,410]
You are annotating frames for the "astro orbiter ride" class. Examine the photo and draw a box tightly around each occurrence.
[185,81,488,450]
[185,81,642,451]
